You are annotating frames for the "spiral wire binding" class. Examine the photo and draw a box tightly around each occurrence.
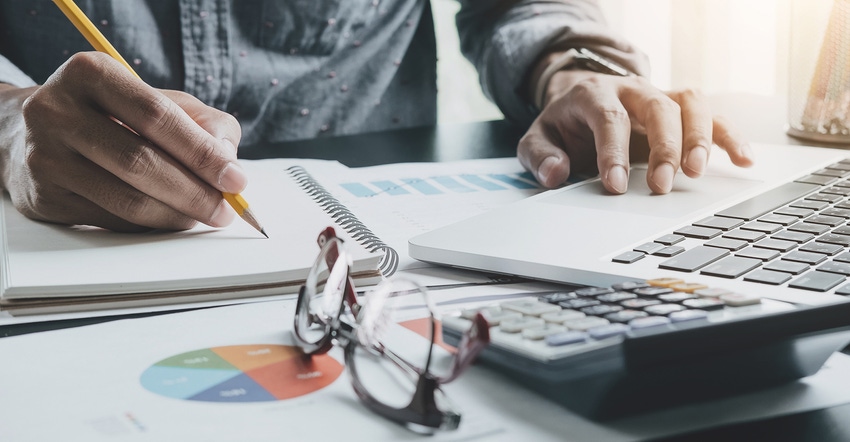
[286,166,399,277]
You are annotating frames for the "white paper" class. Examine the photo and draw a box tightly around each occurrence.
[3,299,850,441]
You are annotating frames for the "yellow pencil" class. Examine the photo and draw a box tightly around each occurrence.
[51,0,268,238]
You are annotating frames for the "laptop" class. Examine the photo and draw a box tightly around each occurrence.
[409,143,850,306]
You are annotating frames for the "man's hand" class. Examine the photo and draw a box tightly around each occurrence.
[518,65,754,194]
[0,52,244,231]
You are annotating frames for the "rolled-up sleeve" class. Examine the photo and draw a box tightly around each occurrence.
[456,0,650,127]
[0,55,36,87]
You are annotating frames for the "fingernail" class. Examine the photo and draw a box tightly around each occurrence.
[606,165,629,194]
[651,163,676,194]
[209,200,235,227]
[218,162,247,193]
[537,156,560,185]
[685,147,708,176]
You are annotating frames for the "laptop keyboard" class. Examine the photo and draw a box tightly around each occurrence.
[612,159,850,293]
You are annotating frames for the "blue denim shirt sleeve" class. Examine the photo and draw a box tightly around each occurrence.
[456,0,650,127]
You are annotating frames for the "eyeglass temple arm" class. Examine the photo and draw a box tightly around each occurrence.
[440,313,490,384]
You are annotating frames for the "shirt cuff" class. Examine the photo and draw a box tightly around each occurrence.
[0,56,37,87]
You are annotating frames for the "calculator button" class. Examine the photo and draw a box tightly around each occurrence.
[501,300,562,316]
[580,305,623,316]
[545,331,589,347]
[646,278,685,287]
[604,310,649,323]
[575,287,615,297]
[621,298,662,309]
[694,287,732,298]
[669,282,708,293]
[461,306,500,319]
[628,316,672,330]
[644,304,686,315]
[612,281,650,291]
[538,292,578,304]
[541,309,586,324]
[559,299,601,309]
[658,292,698,303]
[478,310,523,325]
[522,324,568,340]
[588,323,630,340]
[669,309,709,323]
[500,317,546,333]
[633,286,674,296]
[563,316,610,331]
[719,293,762,307]
[681,298,725,310]
[596,291,637,303]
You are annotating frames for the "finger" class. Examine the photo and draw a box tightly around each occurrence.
[517,122,572,188]
[51,104,234,227]
[669,89,712,178]
[162,90,242,155]
[60,53,246,194]
[564,78,632,194]
[621,83,683,194]
[713,115,755,168]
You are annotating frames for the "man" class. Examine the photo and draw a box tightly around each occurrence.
[0,0,752,232]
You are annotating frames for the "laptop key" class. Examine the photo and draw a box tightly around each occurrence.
[817,262,850,276]
[822,208,850,218]
[763,260,809,274]
[758,214,799,226]
[705,237,748,251]
[821,186,850,196]
[740,222,782,234]
[789,271,846,292]
[817,233,850,247]
[799,242,843,255]
[674,225,722,239]
[658,246,729,272]
[813,168,850,178]
[806,193,844,203]
[654,246,685,257]
[771,230,814,243]
[805,215,845,227]
[790,200,829,211]
[783,251,829,265]
[834,252,850,263]
[836,284,850,296]
[795,175,838,186]
[744,269,792,285]
[633,242,664,254]
[715,181,819,220]
[693,216,744,230]
[787,223,830,235]
[612,251,645,264]
[773,207,814,218]
[723,229,766,242]
[654,234,685,245]
[832,226,850,236]
[736,247,780,261]
[753,238,797,252]
[701,256,762,278]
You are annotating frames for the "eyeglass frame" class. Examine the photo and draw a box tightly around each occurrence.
[292,226,490,433]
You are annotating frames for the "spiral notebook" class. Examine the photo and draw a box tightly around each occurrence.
[0,160,398,316]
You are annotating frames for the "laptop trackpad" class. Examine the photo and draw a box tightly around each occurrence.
[539,166,763,219]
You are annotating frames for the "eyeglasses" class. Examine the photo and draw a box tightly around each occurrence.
[292,226,490,433]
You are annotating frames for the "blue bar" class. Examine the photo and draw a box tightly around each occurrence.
[402,178,443,195]
[371,180,410,195]
[340,182,377,198]
[519,171,538,183]
[460,174,505,191]
[433,176,475,193]
[489,174,538,189]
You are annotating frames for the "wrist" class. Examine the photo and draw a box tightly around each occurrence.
[530,48,635,111]
[0,84,37,192]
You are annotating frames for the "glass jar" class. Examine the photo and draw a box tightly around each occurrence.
[787,0,850,144]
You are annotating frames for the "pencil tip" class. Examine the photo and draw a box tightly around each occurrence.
[261,228,269,239]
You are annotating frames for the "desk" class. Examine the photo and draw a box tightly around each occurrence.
[3,95,850,440]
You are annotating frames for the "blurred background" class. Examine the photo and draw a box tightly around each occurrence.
[434,0,792,124]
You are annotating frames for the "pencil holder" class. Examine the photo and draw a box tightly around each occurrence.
[788,0,850,144]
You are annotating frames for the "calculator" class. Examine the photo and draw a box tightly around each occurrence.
[440,277,850,419]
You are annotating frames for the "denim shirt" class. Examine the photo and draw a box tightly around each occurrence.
[0,0,647,147]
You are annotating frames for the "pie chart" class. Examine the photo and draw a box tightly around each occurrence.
[140,344,344,402]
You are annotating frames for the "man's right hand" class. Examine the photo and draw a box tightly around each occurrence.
[0,51,244,232]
